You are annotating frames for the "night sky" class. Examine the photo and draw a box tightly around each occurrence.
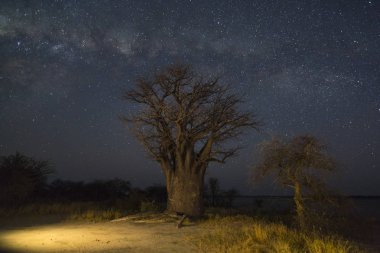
[1,0,379,195]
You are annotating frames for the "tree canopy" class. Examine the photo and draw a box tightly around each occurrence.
[253,135,335,228]
[123,65,259,170]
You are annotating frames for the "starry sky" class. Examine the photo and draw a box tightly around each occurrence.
[1,0,379,195]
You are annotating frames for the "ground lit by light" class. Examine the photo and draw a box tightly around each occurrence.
[0,220,196,252]
[0,223,131,252]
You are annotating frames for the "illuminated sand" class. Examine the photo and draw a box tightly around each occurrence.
[0,216,199,252]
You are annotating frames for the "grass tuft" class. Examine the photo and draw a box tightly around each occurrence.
[190,215,364,253]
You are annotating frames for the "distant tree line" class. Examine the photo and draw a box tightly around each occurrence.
[0,152,170,210]
[0,152,240,210]
[47,178,131,202]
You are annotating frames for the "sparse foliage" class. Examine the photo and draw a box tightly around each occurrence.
[122,64,259,216]
[253,135,335,229]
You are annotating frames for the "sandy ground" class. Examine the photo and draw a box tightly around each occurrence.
[0,215,200,253]
[1,213,379,252]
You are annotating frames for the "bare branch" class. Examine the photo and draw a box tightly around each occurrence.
[122,64,259,174]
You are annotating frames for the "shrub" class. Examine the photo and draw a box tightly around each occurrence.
[0,152,52,206]
[140,200,162,212]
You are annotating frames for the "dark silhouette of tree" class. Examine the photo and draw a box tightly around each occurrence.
[122,64,259,216]
[222,188,239,208]
[208,177,220,207]
[253,135,335,229]
[204,178,238,207]
[0,152,52,206]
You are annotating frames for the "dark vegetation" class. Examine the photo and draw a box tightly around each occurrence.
[0,152,377,251]
[0,152,160,220]
[0,152,52,206]
[0,152,238,217]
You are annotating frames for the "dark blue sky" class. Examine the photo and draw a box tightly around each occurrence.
[1,0,379,195]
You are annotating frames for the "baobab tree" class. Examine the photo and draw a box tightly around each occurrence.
[122,65,259,216]
[253,135,335,229]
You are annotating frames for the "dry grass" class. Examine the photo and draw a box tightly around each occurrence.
[111,211,179,223]
[67,208,124,222]
[0,202,128,222]
[190,215,364,253]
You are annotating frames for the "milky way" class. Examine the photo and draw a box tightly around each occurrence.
[1,0,379,194]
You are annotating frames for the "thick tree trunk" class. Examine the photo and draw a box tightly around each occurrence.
[166,170,204,217]
[294,182,306,229]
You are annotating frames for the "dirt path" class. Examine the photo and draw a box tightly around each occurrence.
[0,216,200,253]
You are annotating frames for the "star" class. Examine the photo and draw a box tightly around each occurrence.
[0,0,378,195]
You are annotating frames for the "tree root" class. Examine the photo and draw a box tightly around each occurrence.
[176,214,187,229]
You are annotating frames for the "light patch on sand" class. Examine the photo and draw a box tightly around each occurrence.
[0,220,197,252]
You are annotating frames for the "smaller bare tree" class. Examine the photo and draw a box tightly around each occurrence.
[253,135,335,229]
